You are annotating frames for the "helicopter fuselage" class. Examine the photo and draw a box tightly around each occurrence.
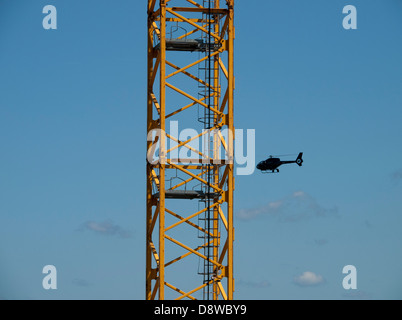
[256,158,293,172]
[256,153,303,173]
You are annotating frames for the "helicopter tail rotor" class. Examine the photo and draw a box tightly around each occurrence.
[296,152,303,166]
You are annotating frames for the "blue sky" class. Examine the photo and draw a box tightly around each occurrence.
[1,0,402,300]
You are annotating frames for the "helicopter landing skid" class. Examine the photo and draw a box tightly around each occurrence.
[261,169,279,174]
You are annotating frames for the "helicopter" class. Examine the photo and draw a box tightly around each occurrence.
[256,152,304,173]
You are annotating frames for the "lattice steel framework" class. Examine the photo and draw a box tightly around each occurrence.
[146,0,235,300]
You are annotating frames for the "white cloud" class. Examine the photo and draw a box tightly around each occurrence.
[314,239,329,246]
[293,191,305,197]
[80,220,132,239]
[293,271,325,287]
[237,191,338,222]
[268,201,282,209]
[391,170,402,184]
[86,221,109,233]
[72,278,91,287]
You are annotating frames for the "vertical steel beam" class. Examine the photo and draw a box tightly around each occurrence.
[158,0,167,300]
[213,0,221,300]
[227,0,235,300]
[146,0,155,301]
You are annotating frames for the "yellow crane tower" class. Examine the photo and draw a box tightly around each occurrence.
[146,0,235,300]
